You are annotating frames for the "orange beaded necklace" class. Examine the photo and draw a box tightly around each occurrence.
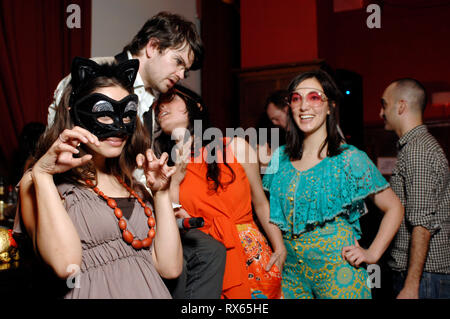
[85,176,156,250]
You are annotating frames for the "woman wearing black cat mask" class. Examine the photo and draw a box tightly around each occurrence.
[15,57,182,298]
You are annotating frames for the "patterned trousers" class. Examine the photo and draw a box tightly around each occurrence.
[282,217,371,299]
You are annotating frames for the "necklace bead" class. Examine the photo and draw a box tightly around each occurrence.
[107,198,117,208]
[148,217,156,228]
[118,218,127,230]
[141,237,152,248]
[132,239,143,249]
[114,207,123,219]
[123,230,134,244]
[86,176,155,250]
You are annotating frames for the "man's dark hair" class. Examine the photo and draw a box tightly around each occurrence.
[264,90,289,111]
[392,78,428,113]
[123,11,204,70]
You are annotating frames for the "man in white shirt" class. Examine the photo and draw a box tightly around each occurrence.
[47,11,226,299]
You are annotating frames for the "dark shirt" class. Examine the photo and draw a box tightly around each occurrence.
[113,197,135,220]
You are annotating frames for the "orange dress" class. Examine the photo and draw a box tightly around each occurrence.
[179,139,282,299]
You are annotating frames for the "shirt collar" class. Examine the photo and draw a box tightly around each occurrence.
[397,124,427,149]
[127,51,145,89]
[126,51,159,101]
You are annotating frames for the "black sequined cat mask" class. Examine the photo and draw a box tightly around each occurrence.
[69,57,140,138]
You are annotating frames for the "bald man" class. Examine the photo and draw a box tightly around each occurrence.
[380,78,450,299]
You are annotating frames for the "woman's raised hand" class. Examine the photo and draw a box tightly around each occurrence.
[33,126,99,176]
[136,149,176,193]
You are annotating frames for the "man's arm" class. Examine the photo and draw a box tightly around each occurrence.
[397,226,430,299]
[397,148,438,299]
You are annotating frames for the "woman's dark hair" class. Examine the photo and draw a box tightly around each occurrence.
[123,11,204,71]
[153,84,235,192]
[285,69,344,160]
[33,62,152,201]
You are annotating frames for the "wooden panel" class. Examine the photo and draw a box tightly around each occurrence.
[236,60,325,129]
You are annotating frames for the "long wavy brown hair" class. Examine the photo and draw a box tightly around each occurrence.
[33,74,152,201]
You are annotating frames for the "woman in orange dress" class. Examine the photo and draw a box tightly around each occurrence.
[152,85,286,299]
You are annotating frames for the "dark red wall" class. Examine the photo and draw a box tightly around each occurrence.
[240,0,318,68]
[240,0,450,124]
[317,1,450,124]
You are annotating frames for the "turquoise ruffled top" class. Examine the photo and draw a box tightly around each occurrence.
[262,144,389,238]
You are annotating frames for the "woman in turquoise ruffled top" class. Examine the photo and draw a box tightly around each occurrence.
[262,70,404,299]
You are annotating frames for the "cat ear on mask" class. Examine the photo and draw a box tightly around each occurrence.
[115,59,139,88]
[70,57,101,90]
